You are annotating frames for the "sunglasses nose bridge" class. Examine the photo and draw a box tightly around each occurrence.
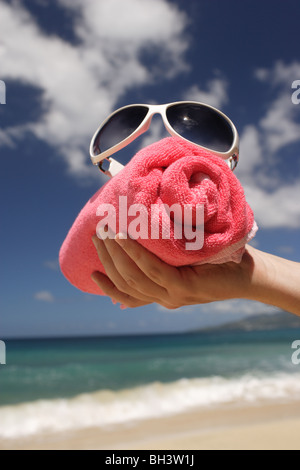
[147,104,164,118]
[146,105,168,131]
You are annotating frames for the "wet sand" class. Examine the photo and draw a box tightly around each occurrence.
[1,400,300,450]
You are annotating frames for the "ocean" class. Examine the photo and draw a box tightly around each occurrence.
[0,329,300,439]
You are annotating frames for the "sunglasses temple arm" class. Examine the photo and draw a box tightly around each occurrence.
[98,157,125,178]
[228,154,238,171]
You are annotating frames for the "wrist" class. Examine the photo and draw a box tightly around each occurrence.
[241,246,300,315]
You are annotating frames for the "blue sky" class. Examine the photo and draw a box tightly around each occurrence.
[0,0,300,338]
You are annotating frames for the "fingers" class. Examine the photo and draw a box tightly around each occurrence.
[97,231,169,299]
[91,271,150,308]
[91,228,186,309]
[114,232,181,289]
[92,235,156,303]
[91,227,246,309]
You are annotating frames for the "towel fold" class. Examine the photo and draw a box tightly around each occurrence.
[59,137,257,295]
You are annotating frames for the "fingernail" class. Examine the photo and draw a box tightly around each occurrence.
[115,232,127,244]
[97,225,109,240]
[91,272,98,282]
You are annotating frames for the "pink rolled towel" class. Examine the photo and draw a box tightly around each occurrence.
[59,137,257,295]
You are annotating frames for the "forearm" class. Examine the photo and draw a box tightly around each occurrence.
[243,246,300,315]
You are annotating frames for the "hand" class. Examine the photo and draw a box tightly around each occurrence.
[91,229,255,309]
[91,229,300,315]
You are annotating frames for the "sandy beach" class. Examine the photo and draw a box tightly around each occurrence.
[1,400,300,450]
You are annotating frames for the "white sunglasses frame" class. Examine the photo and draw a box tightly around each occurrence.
[90,101,239,178]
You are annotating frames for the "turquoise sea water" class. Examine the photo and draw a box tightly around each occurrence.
[0,329,300,438]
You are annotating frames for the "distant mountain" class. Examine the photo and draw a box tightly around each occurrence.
[201,311,300,332]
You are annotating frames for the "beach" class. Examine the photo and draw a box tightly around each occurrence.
[1,400,300,450]
[1,331,300,450]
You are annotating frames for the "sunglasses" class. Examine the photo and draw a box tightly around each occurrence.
[90,101,239,178]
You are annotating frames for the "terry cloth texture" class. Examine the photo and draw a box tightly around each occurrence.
[59,137,257,294]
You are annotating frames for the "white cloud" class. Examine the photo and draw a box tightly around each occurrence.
[44,260,59,271]
[260,96,300,154]
[255,60,300,87]
[183,78,228,109]
[254,61,300,153]
[236,61,300,229]
[254,68,269,81]
[0,129,14,148]
[156,299,278,316]
[34,290,55,302]
[237,125,263,177]
[243,182,300,228]
[201,299,279,315]
[0,0,189,179]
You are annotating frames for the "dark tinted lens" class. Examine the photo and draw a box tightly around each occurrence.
[166,103,233,152]
[94,106,149,154]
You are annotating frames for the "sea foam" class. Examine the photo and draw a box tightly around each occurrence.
[0,372,300,439]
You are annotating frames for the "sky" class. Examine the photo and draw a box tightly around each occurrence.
[0,0,300,338]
